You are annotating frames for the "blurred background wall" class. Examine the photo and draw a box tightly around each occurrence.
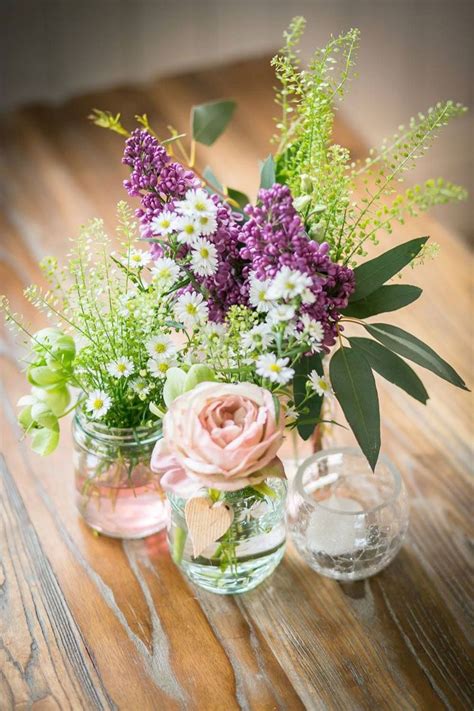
[1,0,472,237]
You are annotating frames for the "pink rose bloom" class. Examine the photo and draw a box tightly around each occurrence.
[151,382,285,493]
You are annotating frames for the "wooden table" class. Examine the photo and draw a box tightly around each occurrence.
[0,58,472,710]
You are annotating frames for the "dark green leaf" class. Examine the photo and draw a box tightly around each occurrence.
[203,166,223,192]
[227,187,250,212]
[350,237,428,302]
[191,100,236,146]
[364,323,468,390]
[350,337,429,404]
[329,347,380,470]
[259,155,276,189]
[293,353,323,440]
[343,285,422,318]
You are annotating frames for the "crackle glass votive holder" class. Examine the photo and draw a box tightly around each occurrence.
[287,448,409,581]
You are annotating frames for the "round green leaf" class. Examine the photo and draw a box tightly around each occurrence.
[31,426,60,456]
[163,367,187,407]
[28,365,65,387]
[183,364,216,393]
[32,385,71,416]
[31,402,58,430]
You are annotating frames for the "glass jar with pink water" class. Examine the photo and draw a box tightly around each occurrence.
[72,412,168,539]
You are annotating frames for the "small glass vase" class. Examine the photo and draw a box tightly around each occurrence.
[287,448,409,581]
[72,412,168,539]
[167,478,287,594]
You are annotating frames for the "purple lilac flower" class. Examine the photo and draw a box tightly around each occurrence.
[122,129,199,237]
[240,184,355,347]
[195,195,247,321]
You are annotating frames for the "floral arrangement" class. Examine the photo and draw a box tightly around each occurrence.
[2,17,468,568]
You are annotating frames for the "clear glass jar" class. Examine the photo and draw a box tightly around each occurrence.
[72,412,168,539]
[167,478,287,594]
[287,448,409,581]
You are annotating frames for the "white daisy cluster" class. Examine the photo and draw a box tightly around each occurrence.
[227,267,327,386]
[146,334,177,379]
[150,189,219,278]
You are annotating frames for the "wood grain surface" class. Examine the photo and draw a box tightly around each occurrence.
[0,58,473,710]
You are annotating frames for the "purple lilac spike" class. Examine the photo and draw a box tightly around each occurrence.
[239,184,355,347]
[122,129,199,237]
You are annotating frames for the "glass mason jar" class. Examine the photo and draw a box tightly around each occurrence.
[72,412,168,539]
[287,448,409,581]
[167,478,287,594]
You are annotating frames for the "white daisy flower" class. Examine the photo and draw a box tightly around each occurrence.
[146,334,176,362]
[179,188,217,217]
[174,292,209,328]
[151,257,182,288]
[248,275,273,313]
[106,357,134,379]
[148,358,174,378]
[308,371,332,397]
[201,322,227,344]
[301,288,316,305]
[268,267,313,301]
[256,353,295,385]
[124,249,151,269]
[150,210,176,237]
[267,304,296,324]
[172,215,201,245]
[195,212,218,236]
[241,323,274,352]
[190,239,218,277]
[85,390,112,419]
[130,378,151,398]
[300,315,325,348]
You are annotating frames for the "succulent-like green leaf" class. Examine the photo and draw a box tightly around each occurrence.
[350,337,429,403]
[192,100,236,146]
[364,323,468,390]
[330,346,380,470]
[350,237,428,302]
[27,365,65,387]
[343,284,422,318]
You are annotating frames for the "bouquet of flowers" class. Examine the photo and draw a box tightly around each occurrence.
[3,17,468,589]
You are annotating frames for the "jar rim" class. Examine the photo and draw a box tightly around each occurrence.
[73,409,162,443]
[294,447,402,515]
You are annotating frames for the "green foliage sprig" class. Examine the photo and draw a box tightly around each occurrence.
[271,18,468,266]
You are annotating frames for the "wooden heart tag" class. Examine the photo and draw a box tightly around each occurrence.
[184,497,234,559]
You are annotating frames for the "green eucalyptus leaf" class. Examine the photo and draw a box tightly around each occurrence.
[293,353,323,440]
[260,155,276,189]
[364,323,468,390]
[343,285,422,318]
[350,237,428,302]
[350,337,429,404]
[31,426,60,456]
[329,346,381,470]
[226,187,250,212]
[192,99,236,146]
[203,166,223,192]
[183,364,216,392]
[163,367,187,407]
